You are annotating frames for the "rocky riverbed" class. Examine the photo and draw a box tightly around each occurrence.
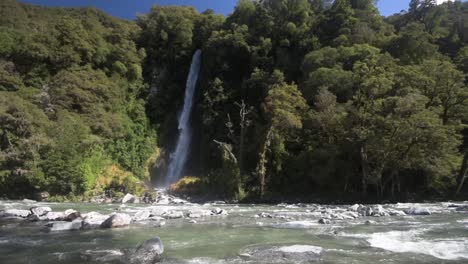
[1,193,468,263]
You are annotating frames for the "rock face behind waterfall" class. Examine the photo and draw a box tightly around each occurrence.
[164,50,202,185]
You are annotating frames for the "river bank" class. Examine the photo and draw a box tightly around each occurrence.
[1,193,468,263]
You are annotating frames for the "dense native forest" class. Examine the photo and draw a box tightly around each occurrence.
[0,0,467,201]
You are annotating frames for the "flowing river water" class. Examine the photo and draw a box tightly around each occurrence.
[1,199,468,263]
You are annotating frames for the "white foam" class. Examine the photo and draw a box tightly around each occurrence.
[276,245,322,254]
[274,221,318,229]
[367,230,468,260]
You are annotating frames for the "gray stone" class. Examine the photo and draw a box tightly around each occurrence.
[64,209,81,221]
[82,212,109,229]
[30,206,52,216]
[365,220,376,225]
[122,193,137,204]
[128,237,164,264]
[100,213,131,228]
[46,219,82,232]
[42,212,66,221]
[405,207,431,215]
[163,210,183,219]
[133,210,151,221]
[318,218,331,224]
[4,209,31,218]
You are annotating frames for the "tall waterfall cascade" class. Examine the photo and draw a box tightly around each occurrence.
[165,50,202,185]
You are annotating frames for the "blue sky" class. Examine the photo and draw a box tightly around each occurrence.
[19,0,418,19]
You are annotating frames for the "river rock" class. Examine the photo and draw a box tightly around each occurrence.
[405,207,431,215]
[128,237,164,264]
[456,206,468,212]
[211,208,228,215]
[388,209,406,216]
[163,210,183,219]
[122,194,138,204]
[30,206,52,216]
[46,219,82,232]
[101,213,131,228]
[64,209,81,221]
[365,220,376,225]
[187,209,211,218]
[82,212,109,229]
[133,210,151,221]
[239,244,322,263]
[42,212,66,221]
[4,209,31,218]
[318,218,331,224]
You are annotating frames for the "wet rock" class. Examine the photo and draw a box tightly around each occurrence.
[388,209,406,216]
[211,208,227,215]
[42,212,66,221]
[101,213,131,228]
[3,209,31,218]
[133,210,152,221]
[128,237,164,264]
[187,209,211,218]
[365,220,376,225]
[371,205,387,217]
[318,218,331,224]
[256,212,273,218]
[64,209,81,221]
[82,212,109,229]
[239,244,322,263]
[30,206,52,216]
[405,207,431,215]
[163,210,183,219]
[349,204,360,212]
[456,206,468,212]
[189,219,197,224]
[45,219,82,232]
[122,194,138,204]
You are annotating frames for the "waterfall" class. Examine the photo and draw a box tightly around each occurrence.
[165,50,202,185]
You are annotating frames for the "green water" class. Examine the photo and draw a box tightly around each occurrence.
[1,201,467,263]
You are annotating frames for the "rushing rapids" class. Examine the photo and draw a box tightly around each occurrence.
[165,50,202,186]
[1,198,468,263]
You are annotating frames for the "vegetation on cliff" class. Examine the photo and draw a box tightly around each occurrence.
[0,0,467,201]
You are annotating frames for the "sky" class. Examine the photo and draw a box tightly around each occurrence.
[18,0,455,19]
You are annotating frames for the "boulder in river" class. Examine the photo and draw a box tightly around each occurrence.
[128,237,164,264]
[30,206,52,216]
[3,209,31,218]
[82,212,109,229]
[318,218,331,224]
[100,213,131,228]
[64,209,81,221]
[133,210,151,221]
[405,207,431,215]
[45,219,82,232]
[122,193,138,204]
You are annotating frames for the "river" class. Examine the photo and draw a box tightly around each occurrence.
[1,199,468,263]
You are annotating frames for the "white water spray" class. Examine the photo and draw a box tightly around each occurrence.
[165,50,201,185]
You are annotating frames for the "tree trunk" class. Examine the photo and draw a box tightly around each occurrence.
[360,144,369,196]
[257,126,273,199]
[456,151,468,194]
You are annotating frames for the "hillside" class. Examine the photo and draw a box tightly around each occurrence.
[0,0,467,202]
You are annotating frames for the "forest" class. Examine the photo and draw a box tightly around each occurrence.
[0,0,467,202]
